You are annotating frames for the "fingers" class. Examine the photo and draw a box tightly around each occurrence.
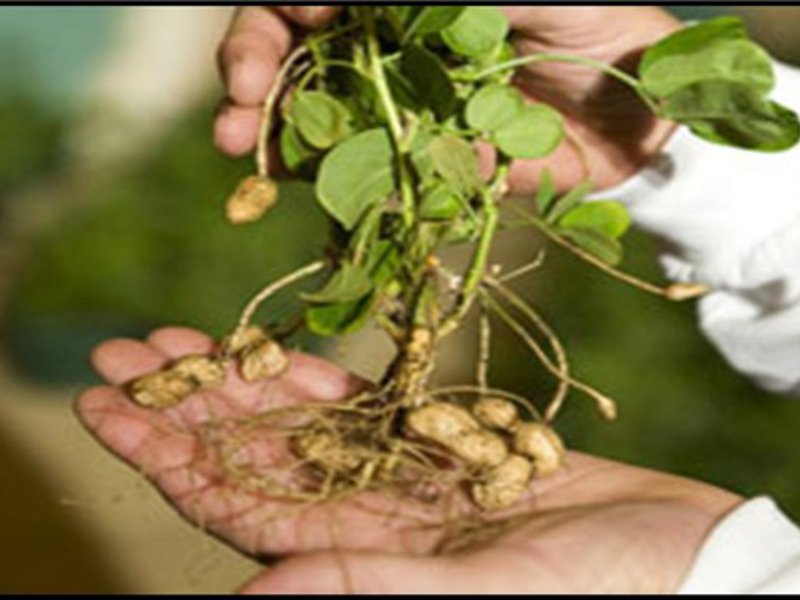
[89,327,214,385]
[90,338,167,386]
[274,6,340,29]
[74,386,195,475]
[215,6,339,157]
[282,352,367,403]
[146,326,215,358]
[215,7,292,156]
[239,551,463,594]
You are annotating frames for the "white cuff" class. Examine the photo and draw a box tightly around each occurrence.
[596,60,800,393]
[679,497,800,594]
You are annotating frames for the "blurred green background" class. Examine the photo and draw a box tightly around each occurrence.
[2,5,800,593]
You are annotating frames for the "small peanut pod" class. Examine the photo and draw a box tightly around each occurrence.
[513,422,565,477]
[291,430,363,472]
[240,339,290,382]
[471,454,533,510]
[225,175,279,225]
[171,354,226,388]
[406,402,508,468]
[129,370,196,409]
[472,397,519,432]
[221,324,268,355]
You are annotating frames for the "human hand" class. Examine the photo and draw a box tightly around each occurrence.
[214,6,680,193]
[75,326,742,594]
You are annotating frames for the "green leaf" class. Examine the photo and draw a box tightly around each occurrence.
[545,181,593,224]
[558,227,623,266]
[385,64,421,112]
[641,38,774,99]
[442,6,509,58]
[492,104,564,159]
[662,82,800,151]
[428,134,483,198]
[290,91,353,150]
[316,128,396,229]
[559,201,631,239]
[410,129,436,181]
[465,83,524,132]
[443,216,481,245]
[405,6,465,39]
[419,182,462,220]
[400,45,456,120]
[280,123,318,174]
[640,17,748,75]
[301,262,373,304]
[306,294,374,337]
[366,240,402,287]
[534,169,556,216]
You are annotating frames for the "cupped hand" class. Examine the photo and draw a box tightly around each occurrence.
[214,6,680,193]
[75,326,742,594]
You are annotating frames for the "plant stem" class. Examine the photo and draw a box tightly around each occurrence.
[232,260,326,349]
[257,45,309,177]
[462,52,660,115]
[481,289,617,421]
[362,7,415,229]
[440,165,507,338]
[510,206,700,299]
[483,277,570,423]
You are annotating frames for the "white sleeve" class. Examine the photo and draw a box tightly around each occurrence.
[678,497,800,594]
[600,60,800,394]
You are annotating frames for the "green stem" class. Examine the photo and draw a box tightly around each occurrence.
[361,7,415,229]
[509,205,674,298]
[439,166,506,338]
[462,52,659,114]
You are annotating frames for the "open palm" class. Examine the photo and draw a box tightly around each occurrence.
[75,326,741,594]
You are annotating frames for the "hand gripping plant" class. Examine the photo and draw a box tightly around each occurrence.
[128,8,798,527]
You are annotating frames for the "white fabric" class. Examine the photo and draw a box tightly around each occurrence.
[600,60,800,394]
[679,498,800,594]
[599,59,800,593]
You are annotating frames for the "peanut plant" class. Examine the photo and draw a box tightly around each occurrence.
[129,8,797,521]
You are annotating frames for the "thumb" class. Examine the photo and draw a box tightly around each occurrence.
[274,6,340,29]
[239,551,467,594]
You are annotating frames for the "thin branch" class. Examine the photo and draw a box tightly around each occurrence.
[481,289,617,421]
[257,45,309,177]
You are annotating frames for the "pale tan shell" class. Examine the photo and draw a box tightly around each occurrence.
[471,454,533,510]
[472,397,519,432]
[513,422,565,477]
[225,175,279,225]
[406,402,480,443]
[221,324,268,355]
[171,354,225,388]
[456,430,509,468]
[129,370,196,409]
[240,339,290,382]
[406,402,507,467]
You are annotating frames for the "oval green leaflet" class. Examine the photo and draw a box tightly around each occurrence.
[301,262,373,304]
[306,294,375,337]
[419,181,463,220]
[427,134,483,198]
[441,6,509,58]
[400,44,456,120]
[403,6,466,41]
[290,91,353,150]
[558,201,631,239]
[465,83,524,132]
[316,128,397,230]
[558,227,623,266]
[492,104,564,159]
[280,123,318,174]
[661,82,800,152]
